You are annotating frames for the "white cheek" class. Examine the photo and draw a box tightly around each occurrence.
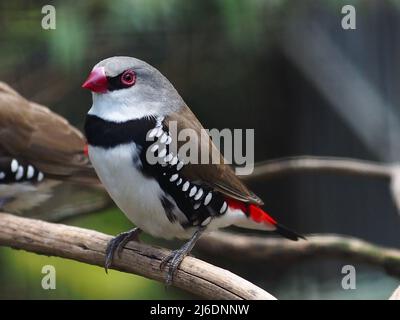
[88,87,163,122]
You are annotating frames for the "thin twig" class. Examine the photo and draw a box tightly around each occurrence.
[243,156,392,182]
[0,213,276,300]
[198,232,400,278]
[242,156,400,214]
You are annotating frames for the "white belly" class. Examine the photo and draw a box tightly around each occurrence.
[88,143,193,239]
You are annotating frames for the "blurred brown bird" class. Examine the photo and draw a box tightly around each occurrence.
[0,81,99,213]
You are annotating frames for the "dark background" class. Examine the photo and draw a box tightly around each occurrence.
[0,0,399,299]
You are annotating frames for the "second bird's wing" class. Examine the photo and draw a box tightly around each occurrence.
[0,81,98,184]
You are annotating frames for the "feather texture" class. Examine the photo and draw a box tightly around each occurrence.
[0,82,98,184]
[164,106,264,206]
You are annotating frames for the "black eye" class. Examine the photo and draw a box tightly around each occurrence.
[120,70,136,86]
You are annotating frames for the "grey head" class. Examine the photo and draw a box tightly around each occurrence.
[86,56,185,122]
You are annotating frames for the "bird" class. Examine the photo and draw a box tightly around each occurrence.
[0,81,98,213]
[82,56,304,285]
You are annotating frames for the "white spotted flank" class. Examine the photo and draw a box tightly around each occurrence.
[11,159,18,173]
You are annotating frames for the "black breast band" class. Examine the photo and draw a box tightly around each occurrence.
[84,114,156,148]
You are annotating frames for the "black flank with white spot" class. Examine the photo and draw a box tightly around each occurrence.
[84,115,231,228]
[0,157,43,184]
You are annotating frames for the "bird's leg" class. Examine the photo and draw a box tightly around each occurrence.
[160,227,205,286]
[105,227,142,273]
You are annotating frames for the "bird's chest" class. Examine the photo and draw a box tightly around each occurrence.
[88,143,189,239]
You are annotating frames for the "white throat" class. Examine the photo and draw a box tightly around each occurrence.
[88,91,164,122]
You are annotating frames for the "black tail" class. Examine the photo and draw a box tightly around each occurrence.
[275,223,306,241]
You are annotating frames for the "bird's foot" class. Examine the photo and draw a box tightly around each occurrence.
[159,228,205,286]
[160,244,192,286]
[105,227,142,273]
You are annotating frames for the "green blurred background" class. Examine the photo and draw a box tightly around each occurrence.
[1,0,400,299]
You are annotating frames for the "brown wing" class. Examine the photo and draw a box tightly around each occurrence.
[0,81,98,184]
[164,106,263,206]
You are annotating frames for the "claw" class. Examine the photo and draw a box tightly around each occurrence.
[159,252,173,271]
[160,249,187,286]
[104,227,141,273]
[159,227,205,286]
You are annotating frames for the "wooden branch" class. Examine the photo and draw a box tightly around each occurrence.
[0,213,275,300]
[243,156,392,182]
[242,156,400,214]
[198,232,400,278]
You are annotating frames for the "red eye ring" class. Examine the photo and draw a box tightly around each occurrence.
[121,70,136,86]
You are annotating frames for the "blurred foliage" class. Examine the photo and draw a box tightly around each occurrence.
[0,0,292,71]
[0,0,392,81]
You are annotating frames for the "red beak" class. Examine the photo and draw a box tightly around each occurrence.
[82,67,108,93]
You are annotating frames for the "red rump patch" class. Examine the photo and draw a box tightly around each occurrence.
[225,198,277,226]
[83,144,89,156]
[248,204,276,225]
[226,197,247,212]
